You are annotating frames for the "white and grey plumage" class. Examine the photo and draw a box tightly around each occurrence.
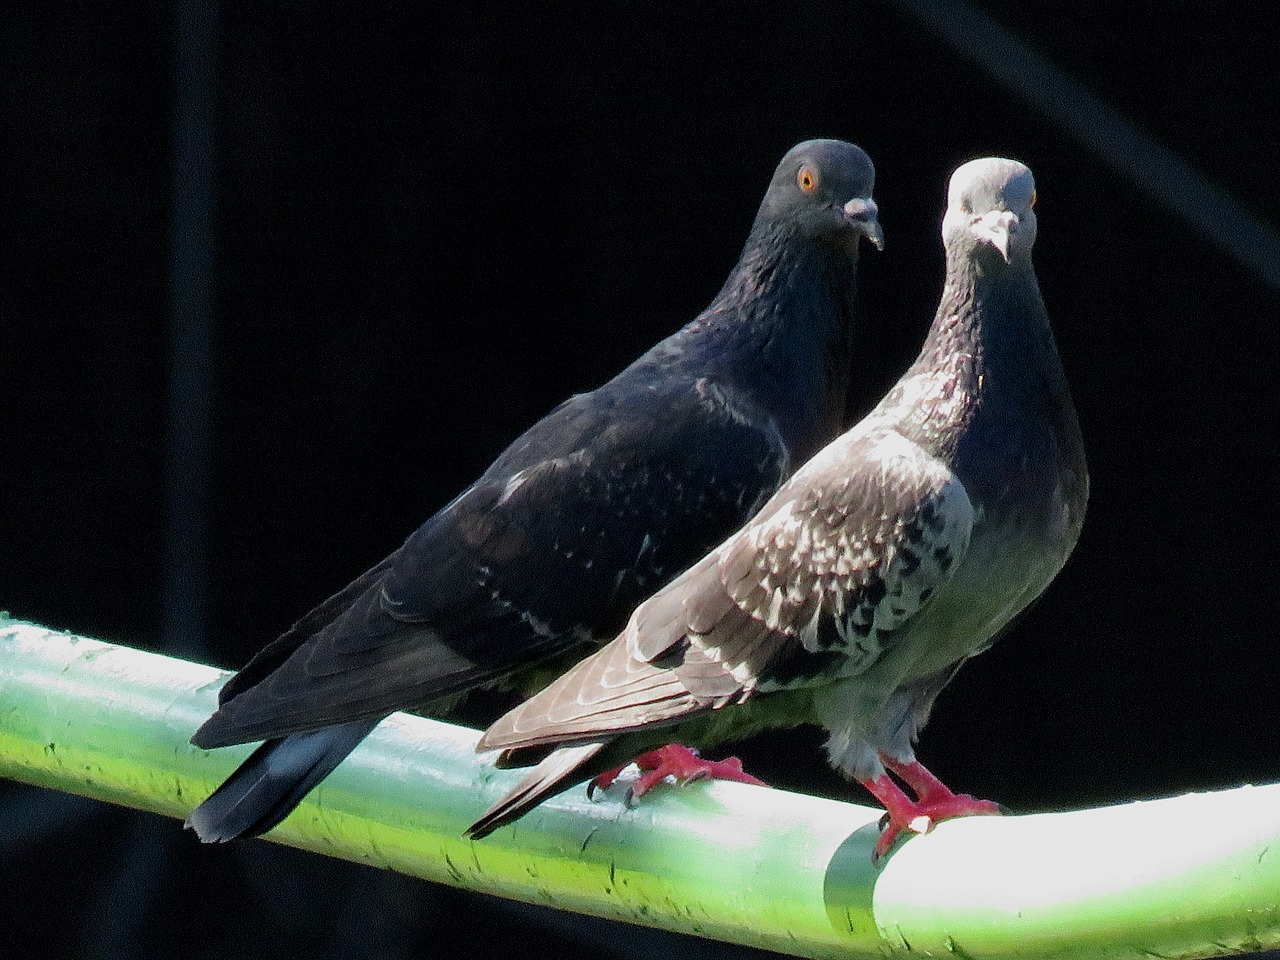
[468,157,1088,855]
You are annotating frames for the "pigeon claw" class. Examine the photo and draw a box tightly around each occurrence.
[587,744,767,807]
[587,765,625,799]
[862,761,1005,863]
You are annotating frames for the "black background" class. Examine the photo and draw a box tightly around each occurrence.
[4,2,1279,959]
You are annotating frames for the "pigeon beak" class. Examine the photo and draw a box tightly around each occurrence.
[843,197,884,250]
[972,210,1019,263]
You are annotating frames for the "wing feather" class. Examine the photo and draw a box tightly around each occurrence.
[478,427,974,754]
[195,378,791,746]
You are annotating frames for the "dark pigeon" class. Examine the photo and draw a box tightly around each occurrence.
[187,139,884,842]
[469,157,1088,859]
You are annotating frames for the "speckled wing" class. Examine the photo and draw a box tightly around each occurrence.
[478,428,975,753]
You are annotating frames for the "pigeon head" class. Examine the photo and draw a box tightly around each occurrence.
[756,139,884,251]
[942,157,1038,264]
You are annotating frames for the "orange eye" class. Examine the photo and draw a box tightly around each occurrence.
[797,165,817,192]
[1030,189,1038,208]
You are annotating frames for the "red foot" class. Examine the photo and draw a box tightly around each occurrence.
[587,744,766,804]
[861,758,1004,861]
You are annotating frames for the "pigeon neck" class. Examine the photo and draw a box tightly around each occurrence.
[705,230,861,458]
[923,252,1061,385]
[718,222,861,307]
[885,250,1069,461]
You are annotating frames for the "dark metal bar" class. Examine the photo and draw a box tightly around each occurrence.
[162,0,219,657]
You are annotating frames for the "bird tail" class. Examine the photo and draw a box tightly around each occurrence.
[186,718,380,842]
[465,741,607,840]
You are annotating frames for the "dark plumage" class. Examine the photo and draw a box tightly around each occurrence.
[187,139,883,841]
[469,158,1088,857]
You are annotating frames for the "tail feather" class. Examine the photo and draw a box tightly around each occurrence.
[186,719,380,842]
[466,741,607,840]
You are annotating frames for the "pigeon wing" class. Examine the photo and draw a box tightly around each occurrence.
[195,378,791,744]
[479,427,975,753]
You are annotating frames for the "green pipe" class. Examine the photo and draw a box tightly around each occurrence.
[2,614,1277,959]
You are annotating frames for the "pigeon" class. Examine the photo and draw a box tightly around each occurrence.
[187,139,884,842]
[469,157,1088,859]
